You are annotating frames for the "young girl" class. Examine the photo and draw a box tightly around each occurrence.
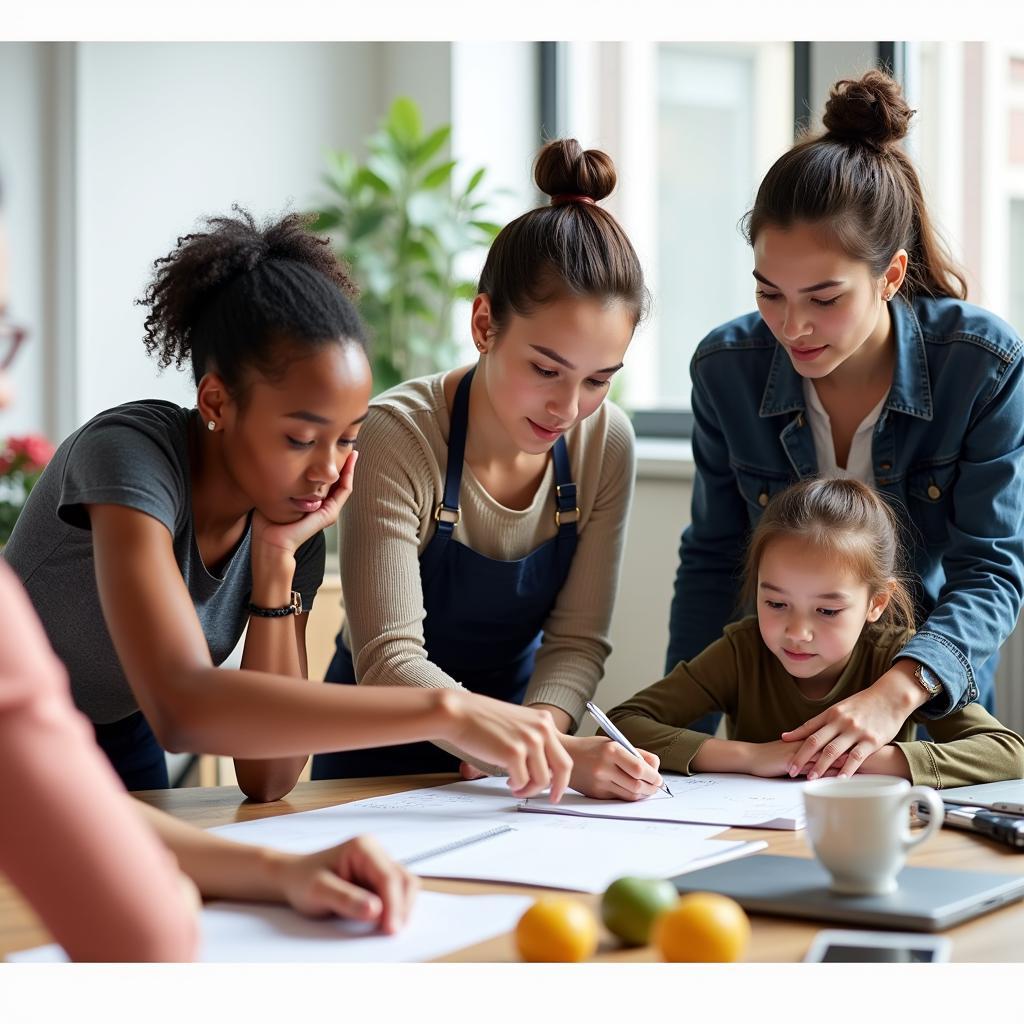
[312,139,665,801]
[614,478,1024,787]
[0,198,415,961]
[3,208,572,802]
[667,69,1024,779]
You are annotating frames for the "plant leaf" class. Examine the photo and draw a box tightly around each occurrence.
[387,97,422,151]
[354,167,392,195]
[412,125,451,168]
[366,154,404,192]
[349,207,389,242]
[464,167,486,194]
[309,209,343,232]
[420,160,457,190]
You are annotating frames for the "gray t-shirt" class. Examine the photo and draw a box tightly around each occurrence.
[3,400,326,724]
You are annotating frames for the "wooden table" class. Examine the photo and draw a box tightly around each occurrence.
[3,775,1024,962]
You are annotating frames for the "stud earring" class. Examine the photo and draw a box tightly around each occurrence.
[207,420,216,432]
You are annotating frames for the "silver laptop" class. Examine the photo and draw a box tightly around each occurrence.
[671,854,1024,932]
[940,779,1024,811]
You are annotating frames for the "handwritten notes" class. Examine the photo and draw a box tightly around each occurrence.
[521,773,808,830]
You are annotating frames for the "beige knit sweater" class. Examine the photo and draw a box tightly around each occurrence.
[337,370,635,745]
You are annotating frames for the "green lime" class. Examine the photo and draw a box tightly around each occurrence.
[601,876,680,947]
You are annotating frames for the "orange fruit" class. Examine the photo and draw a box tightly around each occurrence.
[652,892,750,962]
[515,896,600,962]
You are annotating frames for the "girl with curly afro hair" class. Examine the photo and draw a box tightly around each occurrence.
[4,207,573,804]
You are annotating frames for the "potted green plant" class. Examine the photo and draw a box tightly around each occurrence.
[311,97,502,393]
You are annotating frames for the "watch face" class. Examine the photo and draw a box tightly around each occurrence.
[917,664,941,694]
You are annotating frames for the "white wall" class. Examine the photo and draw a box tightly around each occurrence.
[594,465,693,719]
[73,42,382,426]
[0,43,53,437]
[450,42,539,359]
[2,42,461,438]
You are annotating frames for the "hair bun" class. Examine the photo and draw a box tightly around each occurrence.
[533,138,617,203]
[821,69,914,149]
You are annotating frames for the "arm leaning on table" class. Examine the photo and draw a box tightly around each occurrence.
[134,802,419,934]
[88,504,570,800]
[885,705,1024,789]
[0,562,198,962]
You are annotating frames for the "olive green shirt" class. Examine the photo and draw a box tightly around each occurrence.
[609,617,1024,790]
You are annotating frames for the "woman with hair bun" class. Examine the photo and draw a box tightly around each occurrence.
[4,208,573,803]
[667,69,1024,781]
[313,139,667,800]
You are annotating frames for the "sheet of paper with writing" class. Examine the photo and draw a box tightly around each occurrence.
[206,776,735,888]
[520,773,808,830]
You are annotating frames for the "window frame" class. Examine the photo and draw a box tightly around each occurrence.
[538,41,907,441]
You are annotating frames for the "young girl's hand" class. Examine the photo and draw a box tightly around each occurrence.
[744,739,807,778]
[561,735,664,800]
[252,449,359,559]
[276,833,419,935]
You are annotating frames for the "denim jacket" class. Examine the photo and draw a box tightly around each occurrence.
[667,294,1024,717]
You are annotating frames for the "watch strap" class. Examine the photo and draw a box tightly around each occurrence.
[247,590,303,618]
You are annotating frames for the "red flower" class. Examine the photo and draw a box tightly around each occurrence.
[6,434,55,472]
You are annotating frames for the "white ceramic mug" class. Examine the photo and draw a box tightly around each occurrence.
[803,776,944,896]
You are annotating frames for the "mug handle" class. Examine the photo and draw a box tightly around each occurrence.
[902,785,944,851]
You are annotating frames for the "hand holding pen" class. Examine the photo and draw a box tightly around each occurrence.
[586,701,674,797]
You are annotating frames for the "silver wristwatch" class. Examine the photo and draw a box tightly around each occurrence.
[913,661,943,698]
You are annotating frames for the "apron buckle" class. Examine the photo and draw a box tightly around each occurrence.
[554,505,580,526]
[434,502,461,525]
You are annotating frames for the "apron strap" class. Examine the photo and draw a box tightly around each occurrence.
[551,435,579,537]
[434,366,474,537]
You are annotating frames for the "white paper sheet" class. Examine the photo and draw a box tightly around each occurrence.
[207,777,736,888]
[520,772,808,830]
[6,891,531,964]
[418,815,767,891]
[208,776,526,853]
[209,799,515,862]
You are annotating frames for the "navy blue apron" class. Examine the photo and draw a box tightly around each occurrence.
[312,366,580,778]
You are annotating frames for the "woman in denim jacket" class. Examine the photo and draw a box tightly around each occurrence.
[667,69,1024,781]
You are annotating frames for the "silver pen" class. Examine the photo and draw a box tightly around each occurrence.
[585,700,673,797]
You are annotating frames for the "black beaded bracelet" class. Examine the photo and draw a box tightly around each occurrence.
[247,590,303,617]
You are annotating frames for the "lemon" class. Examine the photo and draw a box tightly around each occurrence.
[601,876,679,947]
[653,892,751,962]
[515,896,600,962]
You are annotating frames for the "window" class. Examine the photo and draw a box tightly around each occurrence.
[558,42,794,416]
[909,41,1024,334]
